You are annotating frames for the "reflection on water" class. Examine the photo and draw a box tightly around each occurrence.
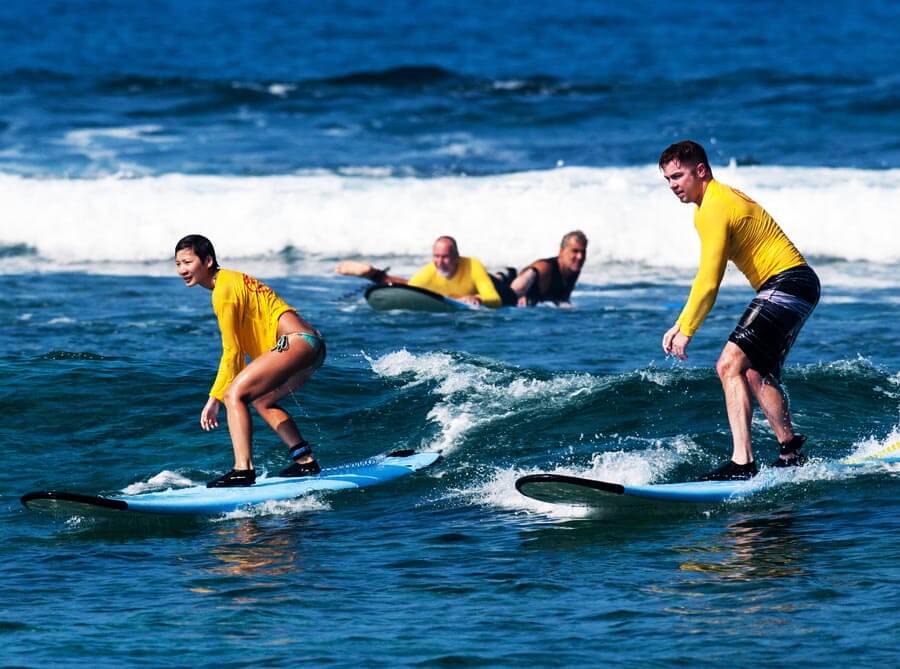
[676,511,807,581]
[205,520,304,579]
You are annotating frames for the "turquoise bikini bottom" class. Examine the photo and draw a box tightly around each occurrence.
[272,331,327,370]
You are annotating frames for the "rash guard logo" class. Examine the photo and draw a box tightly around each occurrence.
[243,274,274,296]
[731,187,757,205]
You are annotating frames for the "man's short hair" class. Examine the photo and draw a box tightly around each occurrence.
[434,235,459,256]
[175,234,219,269]
[560,230,588,249]
[658,140,711,174]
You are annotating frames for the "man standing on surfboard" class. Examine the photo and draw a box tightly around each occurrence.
[659,141,820,480]
[175,235,326,487]
[336,235,502,307]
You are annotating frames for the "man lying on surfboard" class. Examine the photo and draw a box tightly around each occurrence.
[175,234,325,488]
[659,141,820,481]
[336,235,502,307]
[490,230,588,307]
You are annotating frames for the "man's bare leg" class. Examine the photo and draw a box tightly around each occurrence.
[746,369,794,444]
[716,342,755,465]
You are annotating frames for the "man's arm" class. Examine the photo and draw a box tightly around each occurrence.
[675,217,729,337]
[335,260,407,285]
[469,258,502,308]
[508,260,549,306]
[663,215,729,359]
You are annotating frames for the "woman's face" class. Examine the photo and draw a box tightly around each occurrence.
[175,248,214,288]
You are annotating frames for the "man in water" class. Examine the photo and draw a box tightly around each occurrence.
[336,235,502,307]
[491,230,588,307]
[659,141,820,480]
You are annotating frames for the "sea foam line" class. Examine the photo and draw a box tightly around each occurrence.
[2,165,899,276]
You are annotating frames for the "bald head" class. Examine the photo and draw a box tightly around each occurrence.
[432,236,460,278]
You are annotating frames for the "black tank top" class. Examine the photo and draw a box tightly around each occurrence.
[525,257,579,305]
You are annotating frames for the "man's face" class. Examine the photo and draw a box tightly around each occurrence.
[661,160,707,204]
[558,239,587,274]
[432,239,459,278]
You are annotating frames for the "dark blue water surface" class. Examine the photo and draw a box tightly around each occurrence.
[2,272,900,667]
[1,1,900,176]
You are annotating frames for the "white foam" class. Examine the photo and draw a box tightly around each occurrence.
[2,165,899,279]
[368,349,598,454]
[473,467,595,519]
[586,446,681,485]
[217,494,330,520]
[843,427,900,463]
[267,83,296,97]
[121,469,195,495]
[471,438,693,518]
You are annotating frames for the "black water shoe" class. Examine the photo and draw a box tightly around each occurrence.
[278,460,322,478]
[700,460,758,481]
[771,434,807,468]
[206,468,256,488]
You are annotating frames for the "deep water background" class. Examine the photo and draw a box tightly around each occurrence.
[2,1,900,176]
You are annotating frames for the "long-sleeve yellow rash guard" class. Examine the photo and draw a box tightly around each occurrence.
[408,256,502,308]
[677,180,806,337]
[208,269,295,401]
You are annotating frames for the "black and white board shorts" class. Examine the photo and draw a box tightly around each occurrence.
[728,264,820,382]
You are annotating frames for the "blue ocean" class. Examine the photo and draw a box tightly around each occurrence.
[2,1,899,666]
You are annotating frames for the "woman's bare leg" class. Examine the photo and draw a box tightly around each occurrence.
[222,341,318,470]
[253,369,317,464]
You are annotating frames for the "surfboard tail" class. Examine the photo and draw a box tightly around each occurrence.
[515,473,625,506]
[20,491,128,513]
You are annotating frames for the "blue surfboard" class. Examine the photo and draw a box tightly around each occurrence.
[515,445,900,507]
[364,284,474,312]
[21,451,441,516]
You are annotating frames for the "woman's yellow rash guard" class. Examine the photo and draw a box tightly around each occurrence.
[208,269,295,401]
[408,256,502,308]
[677,180,807,337]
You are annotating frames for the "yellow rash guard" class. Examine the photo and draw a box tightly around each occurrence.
[408,256,502,308]
[209,269,294,401]
[677,179,806,336]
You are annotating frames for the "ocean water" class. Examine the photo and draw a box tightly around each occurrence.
[2,1,900,667]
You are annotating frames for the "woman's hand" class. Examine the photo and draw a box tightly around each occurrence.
[200,396,220,431]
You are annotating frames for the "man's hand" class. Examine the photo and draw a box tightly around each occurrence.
[458,295,482,306]
[662,323,692,360]
[335,260,373,277]
[200,396,220,431]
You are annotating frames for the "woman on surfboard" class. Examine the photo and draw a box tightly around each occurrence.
[175,234,325,487]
